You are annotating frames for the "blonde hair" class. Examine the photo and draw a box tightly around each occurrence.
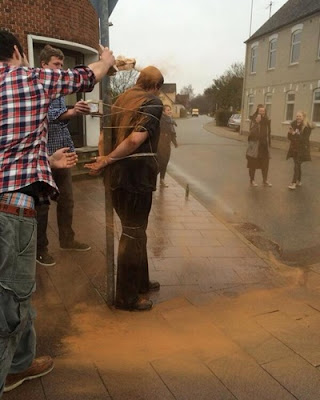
[296,110,314,129]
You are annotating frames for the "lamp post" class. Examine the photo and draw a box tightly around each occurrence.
[99,0,115,306]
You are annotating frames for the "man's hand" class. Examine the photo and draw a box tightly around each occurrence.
[84,156,109,175]
[99,45,116,72]
[73,100,91,116]
[256,114,262,123]
[49,148,78,169]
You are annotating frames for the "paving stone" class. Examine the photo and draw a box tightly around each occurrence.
[256,311,320,366]
[217,236,248,247]
[183,222,224,230]
[152,355,236,400]
[185,291,221,306]
[3,378,45,400]
[168,236,222,247]
[45,252,105,312]
[216,317,294,365]
[150,285,201,304]
[96,362,175,400]
[42,357,111,400]
[148,245,191,258]
[208,352,296,400]
[198,268,243,292]
[152,256,212,273]
[201,230,242,239]
[262,355,320,400]
[188,246,256,258]
[155,229,203,238]
[148,270,181,286]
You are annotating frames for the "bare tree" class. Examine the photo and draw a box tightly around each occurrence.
[110,69,140,100]
[179,84,195,99]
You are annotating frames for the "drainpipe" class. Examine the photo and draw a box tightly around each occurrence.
[241,44,249,135]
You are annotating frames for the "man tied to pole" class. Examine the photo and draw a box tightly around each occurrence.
[0,30,115,395]
[85,66,164,311]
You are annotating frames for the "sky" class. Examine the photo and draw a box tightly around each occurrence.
[109,0,288,95]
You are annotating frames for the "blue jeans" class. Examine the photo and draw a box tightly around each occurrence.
[0,211,37,396]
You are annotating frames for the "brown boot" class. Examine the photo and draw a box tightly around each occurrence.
[4,356,54,392]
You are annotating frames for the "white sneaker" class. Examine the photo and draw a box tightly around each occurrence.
[250,180,258,187]
[263,181,272,187]
[288,183,296,190]
[296,181,302,186]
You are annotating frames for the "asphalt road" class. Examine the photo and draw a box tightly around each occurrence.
[168,115,320,265]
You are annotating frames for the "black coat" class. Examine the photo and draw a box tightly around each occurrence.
[246,115,271,169]
[286,121,312,162]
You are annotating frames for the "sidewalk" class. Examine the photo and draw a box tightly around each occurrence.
[5,175,320,400]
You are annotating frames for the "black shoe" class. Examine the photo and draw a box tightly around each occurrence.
[115,298,153,311]
[60,240,91,251]
[36,252,56,267]
[140,280,160,294]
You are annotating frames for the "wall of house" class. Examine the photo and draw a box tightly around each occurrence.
[0,0,99,52]
[242,14,320,142]
[1,0,101,147]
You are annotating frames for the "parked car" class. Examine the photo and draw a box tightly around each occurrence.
[227,114,241,131]
[191,108,199,117]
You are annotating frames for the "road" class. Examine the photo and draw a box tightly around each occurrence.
[168,115,320,265]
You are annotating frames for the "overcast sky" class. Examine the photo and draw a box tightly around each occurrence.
[110,0,288,95]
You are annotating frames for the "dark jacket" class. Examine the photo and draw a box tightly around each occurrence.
[248,114,271,160]
[286,121,312,162]
[158,114,178,148]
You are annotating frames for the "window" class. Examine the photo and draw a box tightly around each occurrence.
[312,89,320,123]
[250,46,258,73]
[268,39,277,69]
[285,92,295,121]
[265,93,272,117]
[248,94,254,118]
[290,30,302,64]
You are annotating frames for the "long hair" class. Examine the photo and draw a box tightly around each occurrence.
[295,110,314,130]
[111,66,163,146]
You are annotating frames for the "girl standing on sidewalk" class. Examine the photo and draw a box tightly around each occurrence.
[287,111,314,190]
[246,105,272,187]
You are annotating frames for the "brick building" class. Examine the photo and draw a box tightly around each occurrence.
[1,0,101,147]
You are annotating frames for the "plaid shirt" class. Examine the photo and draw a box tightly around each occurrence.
[0,64,95,196]
[47,96,75,155]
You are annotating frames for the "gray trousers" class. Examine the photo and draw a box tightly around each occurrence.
[0,211,37,396]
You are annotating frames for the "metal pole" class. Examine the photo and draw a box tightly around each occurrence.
[99,0,115,306]
[249,0,254,36]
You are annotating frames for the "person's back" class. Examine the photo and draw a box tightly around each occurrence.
[110,81,163,193]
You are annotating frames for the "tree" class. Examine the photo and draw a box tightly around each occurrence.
[179,84,195,100]
[190,94,213,115]
[110,69,140,100]
[205,62,244,112]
